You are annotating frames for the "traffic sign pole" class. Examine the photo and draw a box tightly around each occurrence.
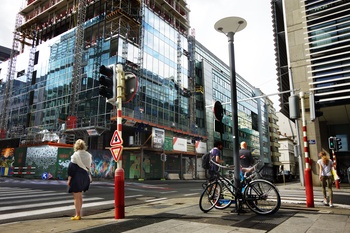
[114,64,125,219]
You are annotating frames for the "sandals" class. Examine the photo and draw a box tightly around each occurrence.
[71,215,81,220]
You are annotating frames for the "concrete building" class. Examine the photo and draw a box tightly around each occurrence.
[271,0,350,185]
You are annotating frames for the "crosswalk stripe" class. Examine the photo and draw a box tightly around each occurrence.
[0,197,104,211]
[0,195,72,205]
[2,192,68,200]
[0,190,49,196]
[0,200,115,221]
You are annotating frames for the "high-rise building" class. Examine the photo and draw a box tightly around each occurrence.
[272,0,350,184]
[0,0,280,180]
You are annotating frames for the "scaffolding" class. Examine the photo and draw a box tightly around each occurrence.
[1,0,194,145]
[0,13,23,139]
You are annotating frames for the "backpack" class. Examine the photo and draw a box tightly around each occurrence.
[201,151,212,169]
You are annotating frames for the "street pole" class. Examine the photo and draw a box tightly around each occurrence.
[300,91,314,207]
[214,17,246,200]
[115,64,125,219]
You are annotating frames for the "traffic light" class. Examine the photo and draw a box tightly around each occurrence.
[328,136,335,150]
[335,137,342,151]
[99,64,116,104]
[161,153,167,162]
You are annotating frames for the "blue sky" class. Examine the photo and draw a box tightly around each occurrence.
[0,0,280,110]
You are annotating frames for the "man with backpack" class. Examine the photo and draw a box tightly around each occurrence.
[208,141,224,181]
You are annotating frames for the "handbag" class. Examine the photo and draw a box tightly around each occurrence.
[331,169,340,180]
[86,166,92,183]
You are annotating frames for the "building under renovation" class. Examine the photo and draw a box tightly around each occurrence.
[0,0,280,180]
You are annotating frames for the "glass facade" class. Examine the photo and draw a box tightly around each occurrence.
[0,0,278,180]
[193,41,268,164]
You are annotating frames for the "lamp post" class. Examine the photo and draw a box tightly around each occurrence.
[215,17,247,196]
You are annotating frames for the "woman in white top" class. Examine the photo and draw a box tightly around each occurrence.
[67,139,92,220]
[317,151,334,207]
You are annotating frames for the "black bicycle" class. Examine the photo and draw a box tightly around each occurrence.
[199,161,281,215]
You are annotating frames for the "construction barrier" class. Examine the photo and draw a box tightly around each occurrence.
[10,166,36,175]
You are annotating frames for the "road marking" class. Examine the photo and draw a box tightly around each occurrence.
[0,197,103,211]
[2,192,68,200]
[0,190,48,196]
[0,200,115,220]
[144,198,167,203]
[184,193,199,196]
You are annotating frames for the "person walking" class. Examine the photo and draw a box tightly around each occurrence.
[239,141,254,169]
[317,151,334,207]
[67,139,93,220]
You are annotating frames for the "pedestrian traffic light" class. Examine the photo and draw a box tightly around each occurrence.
[99,64,116,105]
[328,136,335,150]
[335,137,342,152]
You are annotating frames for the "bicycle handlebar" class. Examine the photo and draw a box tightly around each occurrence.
[209,159,262,177]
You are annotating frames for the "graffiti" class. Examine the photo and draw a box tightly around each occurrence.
[58,159,70,168]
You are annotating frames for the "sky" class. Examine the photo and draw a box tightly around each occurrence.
[0,0,280,110]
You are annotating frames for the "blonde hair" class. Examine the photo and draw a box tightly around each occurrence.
[74,139,87,151]
[319,151,329,166]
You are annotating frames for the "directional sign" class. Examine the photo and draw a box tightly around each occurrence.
[110,130,123,146]
[110,145,123,162]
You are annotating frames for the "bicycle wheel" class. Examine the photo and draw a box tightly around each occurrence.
[243,179,281,215]
[199,182,221,213]
[214,181,234,209]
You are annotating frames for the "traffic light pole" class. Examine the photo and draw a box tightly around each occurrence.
[331,149,340,189]
[300,92,314,207]
[114,64,125,219]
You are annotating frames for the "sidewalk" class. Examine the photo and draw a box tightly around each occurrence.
[2,182,350,233]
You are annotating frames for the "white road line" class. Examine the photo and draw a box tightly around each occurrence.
[0,200,115,220]
[183,193,199,196]
[144,198,167,203]
[0,195,71,205]
[2,192,68,200]
[125,194,143,198]
[0,190,48,196]
[0,197,103,211]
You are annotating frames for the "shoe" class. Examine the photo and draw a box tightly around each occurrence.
[323,200,328,206]
[71,216,81,220]
[329,204,334,208]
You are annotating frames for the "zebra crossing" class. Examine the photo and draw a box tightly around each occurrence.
[0,186,114,223]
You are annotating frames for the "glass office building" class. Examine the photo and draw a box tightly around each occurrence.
[0,0,279,180]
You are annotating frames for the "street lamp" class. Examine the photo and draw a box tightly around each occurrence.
[214,17,247,197]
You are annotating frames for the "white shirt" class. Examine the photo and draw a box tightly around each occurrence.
[317,159,333,176]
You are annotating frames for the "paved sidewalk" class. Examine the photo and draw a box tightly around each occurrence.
[1,182,350,233]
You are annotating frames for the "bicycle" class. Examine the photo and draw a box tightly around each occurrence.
[199,160,281,215]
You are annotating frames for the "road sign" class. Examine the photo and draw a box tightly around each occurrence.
[110,145,123,162]
[110,130,123,146]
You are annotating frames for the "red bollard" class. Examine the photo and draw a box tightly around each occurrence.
[335,179,340,189]
[304,167,314,207]
[115,167,125,219]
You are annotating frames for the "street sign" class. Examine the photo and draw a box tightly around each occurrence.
[110,145,123,162]
[110,130,123,146]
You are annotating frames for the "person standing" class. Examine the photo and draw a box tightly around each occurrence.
[239,141,254,169]
[208,141,224,181]
[317,151,334,207]
[67,139,92,220]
